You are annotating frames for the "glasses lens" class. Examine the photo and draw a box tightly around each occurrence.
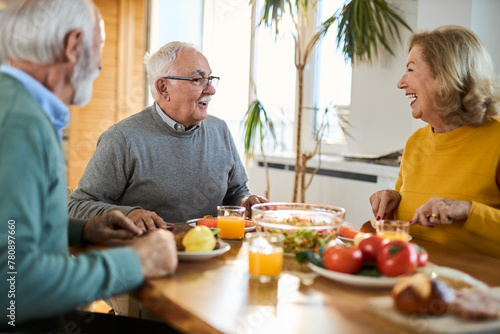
[210,77,219,88]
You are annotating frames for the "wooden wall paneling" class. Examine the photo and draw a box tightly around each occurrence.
[67,0,146,189]
[117,0,134,121]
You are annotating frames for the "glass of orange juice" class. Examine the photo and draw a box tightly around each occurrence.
[375,219,410,242]
[217,206,245,239]
[247,232,284,282]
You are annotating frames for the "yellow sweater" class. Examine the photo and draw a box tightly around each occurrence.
[394,119,500,258]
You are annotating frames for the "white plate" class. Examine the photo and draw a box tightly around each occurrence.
[177,240,231,261]
[187,218,256,232]
[308,262,401,288]
[308,262,486,289]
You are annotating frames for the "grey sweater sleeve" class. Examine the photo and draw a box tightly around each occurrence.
[68,126,141,219]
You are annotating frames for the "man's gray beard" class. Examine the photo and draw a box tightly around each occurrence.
[71,45,100,106]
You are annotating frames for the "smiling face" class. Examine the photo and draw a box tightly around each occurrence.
[397,44,443,126]
[160,48,216,129]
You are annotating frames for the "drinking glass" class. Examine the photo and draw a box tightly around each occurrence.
[375,219,410,242]
[217,206,245,239]
[247,232,284,282]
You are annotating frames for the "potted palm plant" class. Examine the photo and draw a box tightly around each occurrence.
[245,0,411,202]
[242,96,276,200]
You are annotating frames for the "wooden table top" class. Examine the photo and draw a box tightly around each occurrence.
[132,229,500,334]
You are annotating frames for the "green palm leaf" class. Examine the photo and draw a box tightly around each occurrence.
[337,0,412,63]
[242,99,276,158]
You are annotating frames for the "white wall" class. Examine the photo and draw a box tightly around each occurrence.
[346,0,419,155]
[347,0,500,154]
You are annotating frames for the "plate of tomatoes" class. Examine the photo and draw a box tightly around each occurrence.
[308,262,401,288]
[298,235,429,288]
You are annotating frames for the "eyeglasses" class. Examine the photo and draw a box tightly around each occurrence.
[163,76,220,89]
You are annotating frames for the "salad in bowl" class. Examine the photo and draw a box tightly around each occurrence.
[251,203,345,254]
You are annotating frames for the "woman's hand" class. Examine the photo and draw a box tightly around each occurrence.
[410,197,472,226]
[370,189,402,220]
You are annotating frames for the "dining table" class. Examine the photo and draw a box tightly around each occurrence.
[114,224,500,334]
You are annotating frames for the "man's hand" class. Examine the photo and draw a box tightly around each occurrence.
[130,230,178,278]
[369,189,402,220]
[127,209,168,232]
[81,210,142,244]
[241,195,269,218]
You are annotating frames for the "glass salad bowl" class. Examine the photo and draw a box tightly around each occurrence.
[251,203,345,254]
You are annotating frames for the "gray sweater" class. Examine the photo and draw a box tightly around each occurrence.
[68,105,251,222]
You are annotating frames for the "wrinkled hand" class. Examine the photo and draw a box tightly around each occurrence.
[241,195,269,218]
[130,230,178,278]
[81,210,142,244]
[370,189,402,220]
[410,197,472,226]
[127,209,168,232]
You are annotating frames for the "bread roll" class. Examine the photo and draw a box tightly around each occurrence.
[392,273,455,316]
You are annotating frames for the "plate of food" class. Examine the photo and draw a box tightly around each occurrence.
[187,217,256,232]
[308,261,485,289]
[308,262,401,288]
[368,270,498,333]
[177,240,231,261]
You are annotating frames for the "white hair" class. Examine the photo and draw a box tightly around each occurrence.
[0,0,96,65]
[143,41,198,100]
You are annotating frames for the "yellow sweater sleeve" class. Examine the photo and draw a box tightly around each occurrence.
[466,201,500,241]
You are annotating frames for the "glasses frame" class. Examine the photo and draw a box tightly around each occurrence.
[163,76,220,88]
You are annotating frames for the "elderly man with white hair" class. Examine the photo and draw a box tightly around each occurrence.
[0,1,178,332]
[68,41,267,232]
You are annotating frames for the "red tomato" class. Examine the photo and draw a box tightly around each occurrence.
[358,235,388,263]
[323,245,363,274]
[377,241,417,277]
[413,243,428,267]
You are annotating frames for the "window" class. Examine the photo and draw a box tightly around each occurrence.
[147,0,204,106]
[315,0,352,147]
[201,0,251,149]
[251,0,352,155]
[146,0,351,156]
[251,6,296,154]
[148,0,204,51]
[147,0,251,152]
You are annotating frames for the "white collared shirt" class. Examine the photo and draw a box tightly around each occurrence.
[154,102,200,132]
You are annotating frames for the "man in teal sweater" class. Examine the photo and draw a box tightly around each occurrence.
[0,1,178,332]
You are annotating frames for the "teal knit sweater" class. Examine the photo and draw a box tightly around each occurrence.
[0,73,143,330]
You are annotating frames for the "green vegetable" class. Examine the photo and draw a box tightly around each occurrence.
[295,250,325,268]
[264,217,336,253]
[356,263,382,277]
